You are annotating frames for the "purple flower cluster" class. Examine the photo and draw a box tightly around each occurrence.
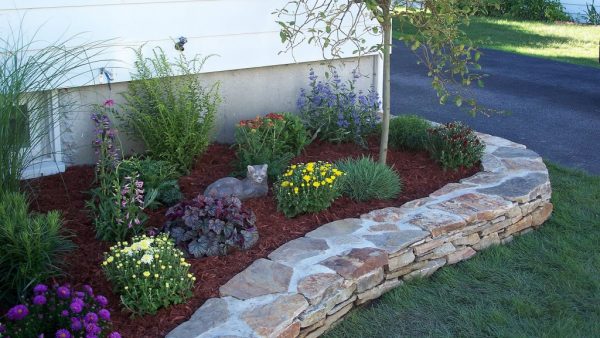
[2,283,120,338]
[297,68,380,145]
[91,99,120,169]
[115,174,145,229]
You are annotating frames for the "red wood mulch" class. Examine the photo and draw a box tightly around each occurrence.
[24,138,478,337]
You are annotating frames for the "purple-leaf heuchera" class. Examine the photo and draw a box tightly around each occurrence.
[164,195,259,257]
[1,283,120,338]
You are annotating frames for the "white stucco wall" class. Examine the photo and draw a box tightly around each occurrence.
[1,0,384,170]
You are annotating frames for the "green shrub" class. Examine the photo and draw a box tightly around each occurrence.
[102,234,195,315]
[119,47,221,173]
[389,115,431,151]
[0,191,75,303]
[336,156,402,201]
[426,122,485,170]
[479,0,570,21]
[275,161,344,218]
[234,112,310,178]
[118,157,183,209]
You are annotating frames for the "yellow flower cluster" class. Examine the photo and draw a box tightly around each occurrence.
[280,161,344,194]
[101,234,195,315]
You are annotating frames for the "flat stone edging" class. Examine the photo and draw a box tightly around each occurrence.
[167,132,553,338]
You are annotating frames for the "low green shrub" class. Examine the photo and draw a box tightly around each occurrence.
[0,191,75,303]
[234,112,309,178]
[164,195,259,257]
[102,234,194,315]
[275,161,344,218]
[336,156,402,201]
[389,115,431,151]
[118,157,183,209]
[426,122,485,170]
[119,47,221,173]
[2,283,120,337]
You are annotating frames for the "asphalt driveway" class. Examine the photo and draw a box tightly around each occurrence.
[391,41,600,174]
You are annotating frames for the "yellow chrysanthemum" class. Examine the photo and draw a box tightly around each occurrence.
[281,181,290,187]
[294,187,299,194]
[303,175,311,182]
[313,182,320,188]
[143,271,150,278]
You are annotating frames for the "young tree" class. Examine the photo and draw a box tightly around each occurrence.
[275,0,487,163]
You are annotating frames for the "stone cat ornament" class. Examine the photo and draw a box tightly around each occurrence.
[203,164,268,200]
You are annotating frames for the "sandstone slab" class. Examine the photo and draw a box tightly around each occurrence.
[356,278,403,305]
[297,273,344,305]
[220,259,293,299]
[388,250,416,271]
[320,247,388,280]
[306,218,363,239]
[493,147,540,159]
[268,237,329,266]
[403,258,446,280]
[473,233,501,251]
[478,173,549,203]
[404,209,466,237]
[241,294,308,338]
[532,202,553,227]
[363,230,428,255]
[166,298,230,338]
[428,193,513,223]
[447,247,477,264]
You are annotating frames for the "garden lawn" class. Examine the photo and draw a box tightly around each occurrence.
[394,16,600,68]
[325,162,600,337]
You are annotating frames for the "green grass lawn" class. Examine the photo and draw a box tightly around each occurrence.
[394,17,600,68]
[325,163,600,337]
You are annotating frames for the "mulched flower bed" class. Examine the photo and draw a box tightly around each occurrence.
[24,138,478,337]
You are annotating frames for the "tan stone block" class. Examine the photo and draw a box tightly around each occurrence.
[504,215,533,237]
[412,238,445,256]
[356,278,403,305]
[417,242,456,261]
[473,233,501,251]
[403,258,446,280]
[327,296,357,316]
[447,247,477,265]
[451,233,480,246]
[277,321,301,338]
[388,250,416,271]
[481,218,512,236]
[532,202,553,227]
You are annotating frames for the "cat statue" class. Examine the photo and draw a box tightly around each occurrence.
[203,164,268,200]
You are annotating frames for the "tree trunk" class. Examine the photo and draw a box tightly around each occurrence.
[378,11,392,164]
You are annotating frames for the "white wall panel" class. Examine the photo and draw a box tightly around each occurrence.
[1,0,381,88]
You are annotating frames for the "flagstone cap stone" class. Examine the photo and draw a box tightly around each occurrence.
[168,131,553,338]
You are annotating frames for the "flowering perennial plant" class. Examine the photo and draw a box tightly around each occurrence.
[164,195,259,257]
[0,283,120,338]
[234,112,309,178]
[426,121,485,170]
[297,69,380,145]
[275,161,344,218]
[91,100,120,174]
[102,234,194,315]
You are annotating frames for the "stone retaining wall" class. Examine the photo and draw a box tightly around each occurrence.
[167,132,553,338]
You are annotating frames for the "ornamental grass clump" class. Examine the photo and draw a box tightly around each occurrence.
[275,161,344,218]
[0,191,75,303]
[1,283,120,338]
[102,234,194,316]
[389,115,432,151]
[336,156,402,201]
[297,69,380,145]
[427,121,485,170]
[234,112,309,178]
[164,195,259,258]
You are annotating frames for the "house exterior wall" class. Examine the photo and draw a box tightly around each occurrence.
[1,0,383,170]
[59,56,380,166]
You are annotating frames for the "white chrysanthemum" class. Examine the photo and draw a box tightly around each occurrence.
[140,254,154,264]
